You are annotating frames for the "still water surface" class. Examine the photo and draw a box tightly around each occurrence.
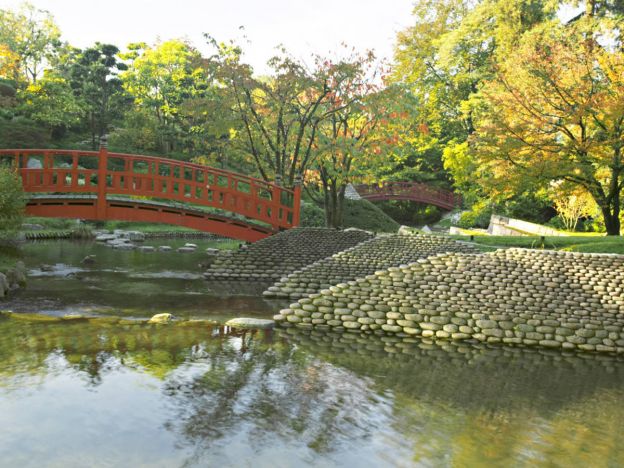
[1,241,624,467]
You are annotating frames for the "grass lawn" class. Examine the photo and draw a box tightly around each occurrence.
[451,234,624,254]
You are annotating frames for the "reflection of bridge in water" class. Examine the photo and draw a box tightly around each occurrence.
[0,145,301,242]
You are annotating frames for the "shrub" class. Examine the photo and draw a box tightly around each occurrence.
[300,201,325,227]
[457,204,493,229]
[0,166,26,238]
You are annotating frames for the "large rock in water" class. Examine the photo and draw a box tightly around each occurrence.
[0,273,9,297]
[225,317,275,329]
[5,261,27,287]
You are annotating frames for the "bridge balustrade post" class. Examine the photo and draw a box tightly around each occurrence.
[97,135,108,219]
[292,174,302,227]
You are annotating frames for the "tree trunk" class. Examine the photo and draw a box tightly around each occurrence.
[601,205,621,235]
[324,181,346,228]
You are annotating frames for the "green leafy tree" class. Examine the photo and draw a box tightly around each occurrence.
[120,40,208,154]
[0,2,61,84]
[19,72,82,137]
[61,43,129,149]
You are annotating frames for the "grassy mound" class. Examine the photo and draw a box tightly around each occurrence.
[343,198,399,232]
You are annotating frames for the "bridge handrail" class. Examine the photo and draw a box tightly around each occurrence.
[0,148,301,229]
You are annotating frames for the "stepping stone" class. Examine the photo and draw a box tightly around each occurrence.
[225,317,275,329]
[148,313,174,324]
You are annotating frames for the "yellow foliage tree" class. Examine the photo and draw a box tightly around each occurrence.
[473,20,624,235]
[549,181,597,231]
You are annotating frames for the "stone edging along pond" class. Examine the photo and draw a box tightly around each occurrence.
[273,248,624,355]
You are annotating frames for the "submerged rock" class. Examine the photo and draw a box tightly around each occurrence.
[95,234,117,242]
[113,243,136,250]
[138,246,155,252]
[225,317,275,329]
[81,255,96,265]
[148,313,174,324]
[158,246,172,252]
[62,313,87,321]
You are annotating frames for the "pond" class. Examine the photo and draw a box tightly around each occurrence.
[1,240,624,467]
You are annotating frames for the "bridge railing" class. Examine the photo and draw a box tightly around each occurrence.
[0,148,301,230]
[354,182,462,209]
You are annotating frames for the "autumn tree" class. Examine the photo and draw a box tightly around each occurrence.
[393,0,558,204]
[472,20,624,235]
[208,38,372,187]
[549,181,596,231]
[310,63,411,227]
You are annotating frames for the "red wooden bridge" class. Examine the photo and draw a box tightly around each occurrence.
[354,182,461,210]
[0,147,301,242]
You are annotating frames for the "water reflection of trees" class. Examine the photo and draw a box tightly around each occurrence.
[0,318,231,386]
[3,317,624,465]
[163,330,387,464]
[281,328,624,466]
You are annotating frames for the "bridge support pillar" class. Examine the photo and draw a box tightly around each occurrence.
[96,136,108,220]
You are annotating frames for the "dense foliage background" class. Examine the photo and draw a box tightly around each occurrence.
[1,1,623,233]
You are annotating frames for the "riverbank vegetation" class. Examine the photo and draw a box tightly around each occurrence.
[1,1,623,234]
[0,166,25,238]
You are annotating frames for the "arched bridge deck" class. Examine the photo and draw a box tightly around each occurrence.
[0,148,301,242]
[354,182,461,210]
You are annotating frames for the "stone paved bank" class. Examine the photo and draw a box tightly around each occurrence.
[204,228,373,281]
[263,234,478,299]
[274,248,624,354]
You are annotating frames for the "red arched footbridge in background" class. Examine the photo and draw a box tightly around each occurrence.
[354,182,461,210]
[0,147,301,242]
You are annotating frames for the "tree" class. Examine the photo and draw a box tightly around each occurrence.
[472,21,624,235]
[311,75,411,227]
[121,40,208,154]
[208,39,369,187]
[393,0,558,200]
[19,71,82,137]
[62,43,129,149]
[549,181,597,231]
[0,2,61,84]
